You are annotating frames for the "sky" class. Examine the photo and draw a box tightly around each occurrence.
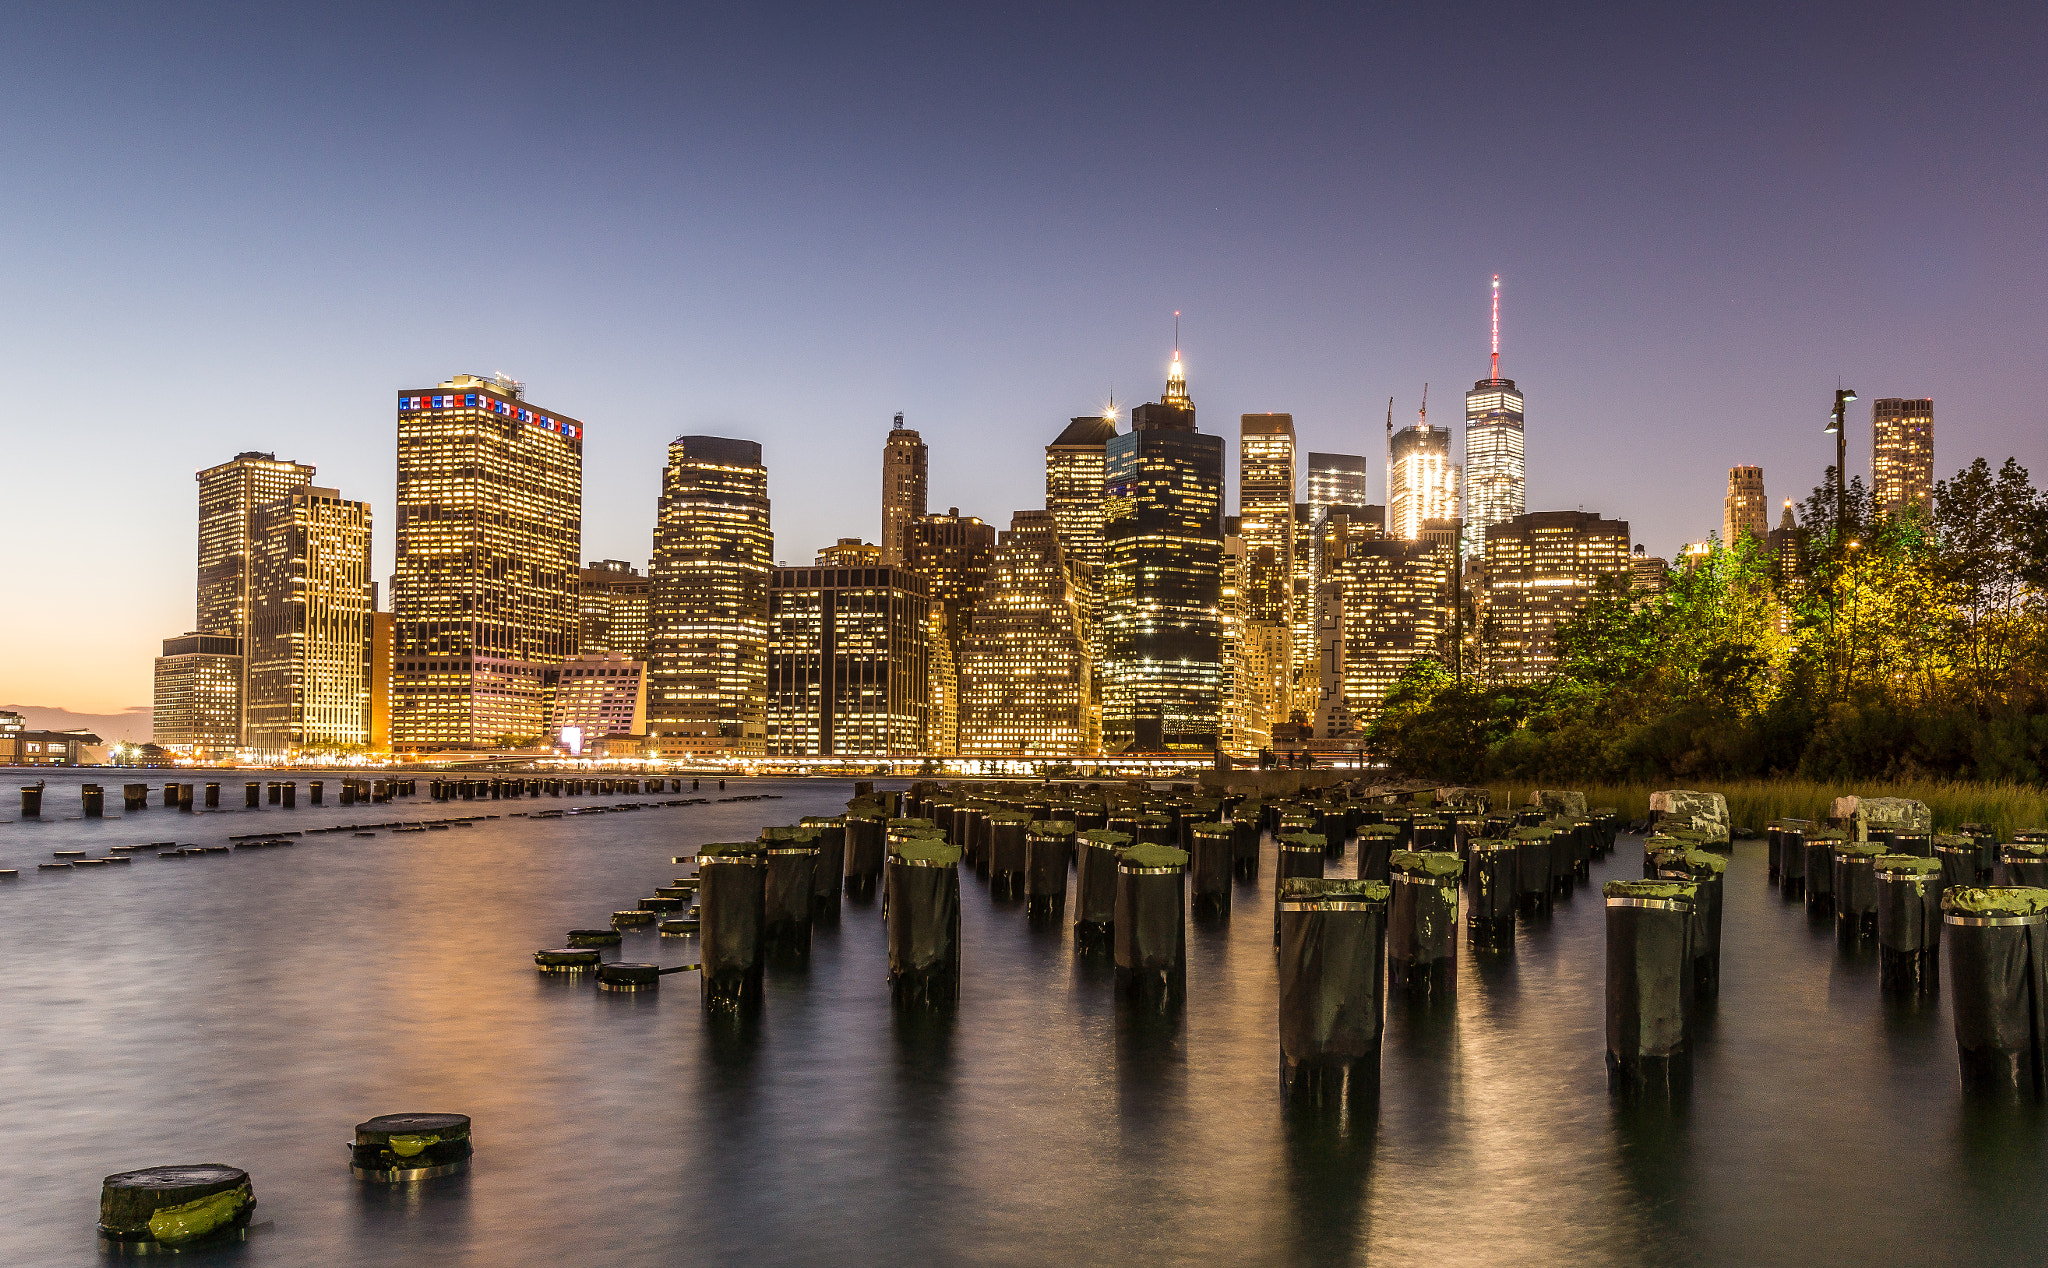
[3,1,2045,717]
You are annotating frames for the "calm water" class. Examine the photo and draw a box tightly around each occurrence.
[1,771,2042,1266]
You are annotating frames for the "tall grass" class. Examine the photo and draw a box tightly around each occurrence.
[1486,779,2048,841]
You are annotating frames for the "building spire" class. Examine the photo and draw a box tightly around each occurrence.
[1163,310,1190,406]
[1491,275,1500,380]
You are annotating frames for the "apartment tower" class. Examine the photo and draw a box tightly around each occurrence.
[1724,466,1767,547]
[881,414,929,565]
[1872,398,1934,515]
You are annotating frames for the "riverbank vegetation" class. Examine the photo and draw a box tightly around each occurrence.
[1373,456,2048,788]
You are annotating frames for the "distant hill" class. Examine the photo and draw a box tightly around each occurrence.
[2,704,152,744]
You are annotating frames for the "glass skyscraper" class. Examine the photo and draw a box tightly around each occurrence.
[1100,351,1224,753]
[1463,377,1524,559]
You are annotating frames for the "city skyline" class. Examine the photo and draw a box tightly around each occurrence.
[6,5,2044,717]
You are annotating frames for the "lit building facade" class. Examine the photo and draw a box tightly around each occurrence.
[959,510,1093,756]
[392,375,582,749]
[881,414,928,565]
[544,652,648,746]
[817,539,881,567]
[1238,414,1296,732]
[1629,545,1670,596]
[1046,412,1117,572]
[369,611,393,749]
[1482,510,1631,681]
[1724,465,1767,546]
[1872,397,1934,515]
[766,563,929,756]
[1463,377,1525,559]
[246,487,373,753]
[1100,351,1224,753]
[905,508,996,754]
[195,451,315,743]
[1389,422,1461,542]
[577,560,650,660]
[647,435,771,759]
[153,633,242,755]
[1325,535,1454,718]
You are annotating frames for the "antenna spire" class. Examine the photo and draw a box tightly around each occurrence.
[1491,275,1500,380]
[1163,312,1190,406]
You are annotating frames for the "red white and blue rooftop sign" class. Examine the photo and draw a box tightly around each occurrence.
[399,391,581,440]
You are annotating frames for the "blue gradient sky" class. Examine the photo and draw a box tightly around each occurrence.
[4,2,2044,714]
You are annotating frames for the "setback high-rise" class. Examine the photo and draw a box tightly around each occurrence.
[1724,466,1767,547]
[194,450,316,743]
[245,487,373,753]
[881,414,929,565]
[1323,534,1455,719]
[959,509,1095,756]
[1482,510,1631,681]
[647,436,772,759]
[1872,398,1934,515]
[391,375,582,749]
[1100,348,1224,753]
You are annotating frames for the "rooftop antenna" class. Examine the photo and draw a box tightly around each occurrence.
[1491,275,1501,380]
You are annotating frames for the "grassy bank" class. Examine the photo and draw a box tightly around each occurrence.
[1485,779,2048,841]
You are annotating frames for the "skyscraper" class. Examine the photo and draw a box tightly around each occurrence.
[1872,398,1934,515]
[1046,410,1117,572]
[1724,465,1767,546]
[1238,414,1296,733]
[1323,534,1455,718]
[1388,400,1461,542]
[646,435,772,759]
[576,560,651,660]
[1306,453,1371,518]
[766,560,929,756]
[1101,345,1224,753]
[881,414,928,565]
[905,508,996,753]
[246,487,373,754]
[195,450,315,743]
[1463,276,1526,559]
[392,375,582,749]
[959,510,1094,756]
[1482,510,1631,681]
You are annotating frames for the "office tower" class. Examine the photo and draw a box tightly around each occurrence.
[1220,523,1250,754]
[646,435,772,758]
[1323,534,1455,717]
[576,560,651,660]
[544,652,649,748]
[1046,411,1117,571]
[245,487,373,753]
[1482,511,1631,680]
[1389,407,1461,542]
[1291,501,1318,713]
[927,607,958,757]
[195,451,316,743]
[368,612,393,750]
[767,561,929,756]
[881,414,929,565]
[959,510,1093,755]
[1101,346,1225,752]
[1724,466,1767,547]
[1307,452,1371,519]
[1238,414,1296,734]
[905,508,996,753]
[153,633,243,755]
[1872,398,1934,515]
[1629,545,1670,596]
[816,539,882,567]
[392,375,582,749]
[1463,278,1526,558]
[1680,540,1713,571]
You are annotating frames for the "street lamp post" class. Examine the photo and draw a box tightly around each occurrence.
[1823,387,1858,538]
